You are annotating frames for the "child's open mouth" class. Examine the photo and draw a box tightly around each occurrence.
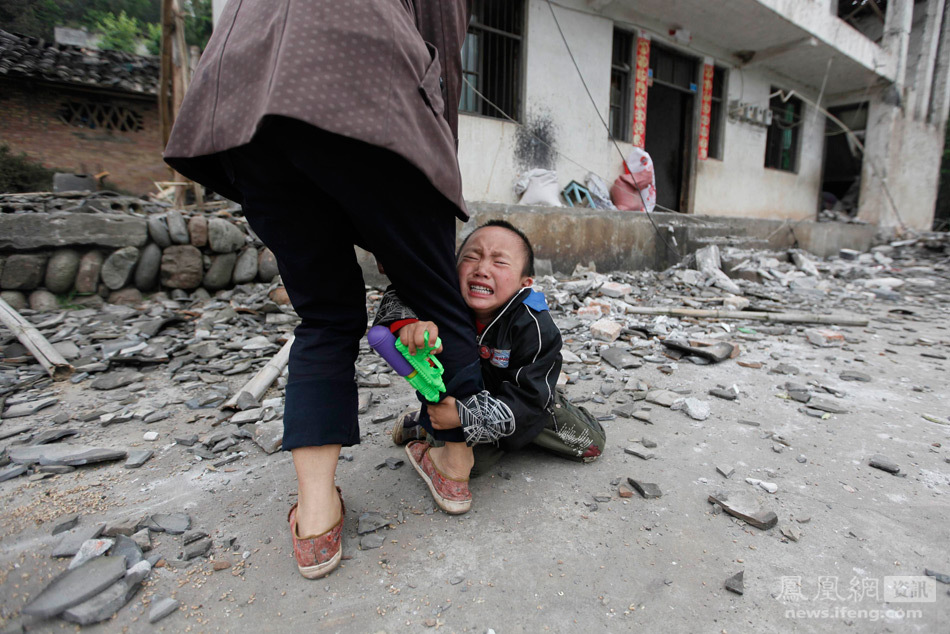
[469,284,493,296]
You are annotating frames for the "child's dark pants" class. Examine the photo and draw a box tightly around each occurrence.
[219,117,480,450]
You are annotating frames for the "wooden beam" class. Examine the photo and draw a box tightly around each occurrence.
[623,306,869,327]
[0,298,74,381]
[221,337,295,411]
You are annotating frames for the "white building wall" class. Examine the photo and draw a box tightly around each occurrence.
[459,0,825,221]
[692,69,825,221]
[459,0,631,205]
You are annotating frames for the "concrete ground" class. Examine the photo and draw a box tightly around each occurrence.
[1,266,949,633]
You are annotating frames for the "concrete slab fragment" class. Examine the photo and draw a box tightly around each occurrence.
[53,523,106,558]
[61,578,140,625]
[124,450,153,469]
[708,492,777,530]
[149,513,191,534]
[645,389,677,407]
[627,478,662,499]
[724,571,744,595]
[1,397,59,419]
[22,555,126,618]
[9,443,127,466]
[868,454,900,474]
[68,538,114,569]
[358,511,389,535]
[148,597,179,623]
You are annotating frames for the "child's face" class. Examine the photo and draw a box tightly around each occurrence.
[457,226,533,322]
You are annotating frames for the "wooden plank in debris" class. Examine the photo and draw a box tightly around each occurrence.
[0,298,73,380]
[221,336,294,411]
[624,307,868,327]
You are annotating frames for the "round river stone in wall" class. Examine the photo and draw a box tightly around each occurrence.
[45,249,80,294]
[101,247,140,290]
[160,245,203,290]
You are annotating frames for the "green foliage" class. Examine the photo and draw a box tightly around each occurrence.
[91,10,141,53]
[3,1,208,55]
[0,144,54,194]
[82,0,159,26]
[0,1,159,41]
[183,0,213,50]
[144,21,162,56]
[56,290,86,311]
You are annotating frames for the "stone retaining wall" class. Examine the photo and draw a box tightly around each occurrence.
[0,192,278,311]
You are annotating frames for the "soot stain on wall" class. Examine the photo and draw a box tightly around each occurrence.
[515,113,558,170]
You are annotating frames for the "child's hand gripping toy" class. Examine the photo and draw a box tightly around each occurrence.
[367,325,445,403]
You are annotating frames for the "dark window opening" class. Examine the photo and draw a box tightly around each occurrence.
[609,29,633,142]
[836,0,927,42]
[765,89,803,172]
[460,0,524,121]
[836,0,887,23]
[650,44,695,92]
[58,100,144,132]
[707,66,726,160]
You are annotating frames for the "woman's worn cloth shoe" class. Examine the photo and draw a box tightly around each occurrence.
[405,441,472,515]
[288,487,345,579]
[391,408,427,446]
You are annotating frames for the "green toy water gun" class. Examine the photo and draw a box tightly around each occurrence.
[367,325,445,402]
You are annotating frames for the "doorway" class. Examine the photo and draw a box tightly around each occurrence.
[821,103,867,217]
[645,43,698,212]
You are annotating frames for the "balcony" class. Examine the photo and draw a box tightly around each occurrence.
[602,0,897,96]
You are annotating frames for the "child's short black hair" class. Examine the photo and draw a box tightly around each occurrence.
[459,219,535,277]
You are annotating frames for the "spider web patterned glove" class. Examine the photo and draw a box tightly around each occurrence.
[456,391,516,446]
[373,288,418,327]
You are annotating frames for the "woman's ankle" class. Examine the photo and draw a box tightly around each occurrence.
[295,487,342,536]
[431,443,474,479]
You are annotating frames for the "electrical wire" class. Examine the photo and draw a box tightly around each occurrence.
[461,78,683,254]
[468,0,906,242]
[771,87,908,231]
[544,0,682,260]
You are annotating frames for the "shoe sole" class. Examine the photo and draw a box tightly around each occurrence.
[405,444,471,515]
[297,549,341,579]
[391,420,405,446]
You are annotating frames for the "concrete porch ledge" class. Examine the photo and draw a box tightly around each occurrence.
[356,202,879,286]
[463,202,879,273]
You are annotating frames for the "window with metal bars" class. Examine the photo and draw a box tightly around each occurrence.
[764,89,803,172]
[459,0,524,121]
[58,100,144,132]
[708,66,726,159]
[609,29,633,142]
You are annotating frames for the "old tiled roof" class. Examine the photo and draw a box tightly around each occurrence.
[0,30,158,96]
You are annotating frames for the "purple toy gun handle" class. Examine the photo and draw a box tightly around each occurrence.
[367,325,414,376]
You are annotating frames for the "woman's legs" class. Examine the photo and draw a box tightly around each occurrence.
[223,138,367,536]
[222,118,485,538]
[292,445,342,535]
[270,120,484,481]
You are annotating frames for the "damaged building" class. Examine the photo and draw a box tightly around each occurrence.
[449,0,949,231]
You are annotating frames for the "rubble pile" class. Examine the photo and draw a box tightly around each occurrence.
[1,232,948,629]
[1,279,297,468]
[0,192,279,310]
[540,238,948,382]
